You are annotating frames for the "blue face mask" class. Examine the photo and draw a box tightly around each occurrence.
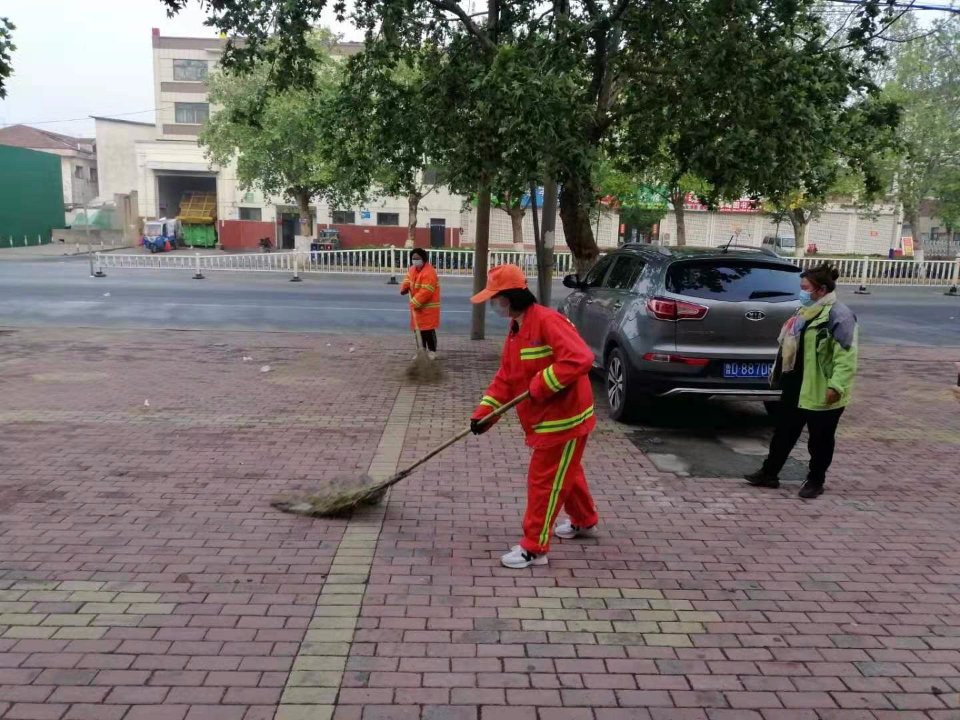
[799,290,814,307]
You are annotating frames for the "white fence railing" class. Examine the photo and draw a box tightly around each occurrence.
[95,248,579,279]
[94,249,960,289]
[792,256,959,288]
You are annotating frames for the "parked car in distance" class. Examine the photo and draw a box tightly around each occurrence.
[557,244,802,421]
[316,228,341,251]
[762,233,797,256]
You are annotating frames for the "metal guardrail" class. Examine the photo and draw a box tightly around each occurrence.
[94,248,578,279]
[94,249,959,289]
[792,257,959,288]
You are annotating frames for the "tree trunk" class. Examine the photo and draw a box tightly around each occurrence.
[788,209,809,258]
[508,205,524,250]
[295,190,313,237]
[670,188,687,247]
[558,173,599,274]
[406,192,420,249]
[539,178,558,307]
[472,182,491,341]
[904,206,922,261]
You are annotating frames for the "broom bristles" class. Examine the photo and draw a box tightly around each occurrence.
[272,474,393,517]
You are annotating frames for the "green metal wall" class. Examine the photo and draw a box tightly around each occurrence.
[0,145,65,248]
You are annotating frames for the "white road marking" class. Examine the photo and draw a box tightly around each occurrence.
[3,301,473,314]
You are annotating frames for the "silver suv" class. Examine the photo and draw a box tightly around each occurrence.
[558,244,801,421]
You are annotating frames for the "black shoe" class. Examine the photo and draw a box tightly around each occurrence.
[745,470,780,489]
[799,480,824,499]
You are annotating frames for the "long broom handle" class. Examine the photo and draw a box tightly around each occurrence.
[381,390,530,488]
[406,279,423,350]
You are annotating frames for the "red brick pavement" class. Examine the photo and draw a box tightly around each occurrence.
[1,328,959,720]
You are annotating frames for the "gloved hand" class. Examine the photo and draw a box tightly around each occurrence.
[400,287,410,295]
[470,418,491,435]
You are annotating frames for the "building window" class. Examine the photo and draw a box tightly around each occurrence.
[74,166,85,179]
[173,59,208,81]
[331,210,355,225]
[175,102,210,125]
[423,166,441,186]
[239,207,262,221]
[90,168,98,184]
[377,212,400,226]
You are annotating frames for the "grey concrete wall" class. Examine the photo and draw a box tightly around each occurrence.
[51,228,128,247]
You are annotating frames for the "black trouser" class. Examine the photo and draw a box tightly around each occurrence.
[762,404,845,484]
[419,330,437,352]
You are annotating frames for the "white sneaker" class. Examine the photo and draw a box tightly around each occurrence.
[501,545,548,569]
[427,351,437,361]
[554,520,597,540]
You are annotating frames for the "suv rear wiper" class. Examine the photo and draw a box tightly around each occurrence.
[748,290,795,299]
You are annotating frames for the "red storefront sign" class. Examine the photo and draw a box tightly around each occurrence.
[683,195,761,213]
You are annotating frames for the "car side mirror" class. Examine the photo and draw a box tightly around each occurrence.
[562,274,581,289]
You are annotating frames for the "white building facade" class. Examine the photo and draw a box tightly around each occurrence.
[658,201,900,256]
[93,117,156,200]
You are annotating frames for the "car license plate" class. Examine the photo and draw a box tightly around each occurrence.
[723,362,773,378]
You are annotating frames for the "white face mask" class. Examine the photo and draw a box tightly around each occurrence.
[412,258,424,268]
[493,297,512,318]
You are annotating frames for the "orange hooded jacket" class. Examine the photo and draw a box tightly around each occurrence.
[401,263,441,331]
[471,303,596,449]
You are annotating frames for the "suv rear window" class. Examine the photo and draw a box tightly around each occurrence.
[667,260,801,302]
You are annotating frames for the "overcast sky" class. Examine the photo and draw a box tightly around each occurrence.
[0,0,360,138]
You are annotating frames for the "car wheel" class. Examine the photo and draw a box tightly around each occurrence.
[605,347,644,423]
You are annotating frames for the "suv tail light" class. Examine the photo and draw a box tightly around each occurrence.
[646,297,709,321]
[643,353,709,366]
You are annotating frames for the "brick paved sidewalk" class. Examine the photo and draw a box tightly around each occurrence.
[1,327,959,720]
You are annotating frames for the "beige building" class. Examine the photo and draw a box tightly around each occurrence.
[135,30,372,247]
[0,124,98,209]
[92,117,156,200]
[135,31,618,250]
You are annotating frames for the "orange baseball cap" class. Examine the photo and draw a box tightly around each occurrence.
[470,264,528,304]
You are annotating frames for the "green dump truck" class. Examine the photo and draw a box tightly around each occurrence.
[177,191,218,248]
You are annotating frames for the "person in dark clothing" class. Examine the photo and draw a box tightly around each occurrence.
[746,264,859,499]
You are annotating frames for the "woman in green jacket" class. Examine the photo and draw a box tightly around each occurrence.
[746,264,858,499]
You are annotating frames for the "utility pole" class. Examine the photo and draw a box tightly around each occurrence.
[470,0,499,341]
[84,202,91,258]
[530,182,548,306]
[539,178,558,308]
[472,182,491,340]
[888,174,902,259]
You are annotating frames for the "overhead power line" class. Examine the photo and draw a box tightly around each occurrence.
[826,0,960,13]
[1,106,172,128]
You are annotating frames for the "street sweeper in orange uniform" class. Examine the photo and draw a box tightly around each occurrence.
[470,264,600,569]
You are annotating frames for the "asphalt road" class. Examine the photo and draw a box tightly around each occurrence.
[1,256,958,346]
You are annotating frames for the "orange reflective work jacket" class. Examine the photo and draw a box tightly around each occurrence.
[401,263,441,331]
[471,303,596,449]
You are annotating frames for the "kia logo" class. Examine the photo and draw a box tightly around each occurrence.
[745,311,765,321]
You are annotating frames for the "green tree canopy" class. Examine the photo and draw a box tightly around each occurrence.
[0,17,15,99]
[882,14,960,252]
[199,35,360,235]
[164,0,905,264]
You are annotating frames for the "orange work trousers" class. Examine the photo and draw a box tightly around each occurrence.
[519,434,599,555]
